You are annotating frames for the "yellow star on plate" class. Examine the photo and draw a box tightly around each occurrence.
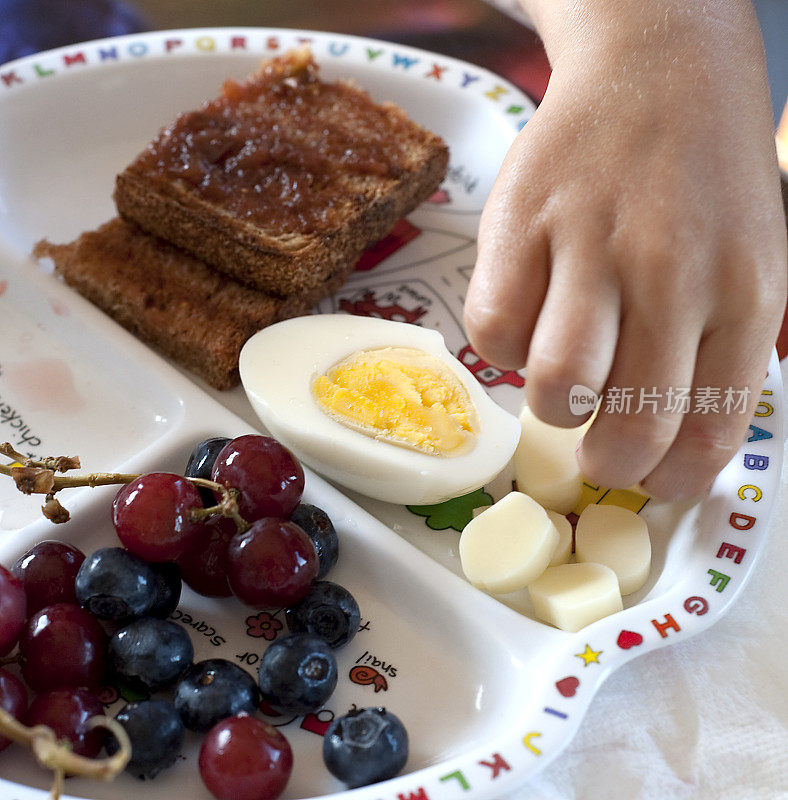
[575,644,602,666]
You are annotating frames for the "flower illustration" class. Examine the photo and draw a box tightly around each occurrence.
[246,611,283,640]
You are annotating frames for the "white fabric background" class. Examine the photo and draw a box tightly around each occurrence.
[502,367,788,800]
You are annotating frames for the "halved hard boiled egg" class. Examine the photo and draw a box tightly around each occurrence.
[239,315,521,505]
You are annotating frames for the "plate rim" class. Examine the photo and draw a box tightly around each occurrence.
[0,25,537,133]
[0,25,783,800]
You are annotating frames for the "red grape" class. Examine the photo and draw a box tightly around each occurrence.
[227,519,318,608]
[113,472,205,561]
[0,667,27,752]
[199,714,292,800]
[26,688,105,758]
[20,603,107,692]
[0,565,26,657]
[177,516,235,597]
[211,435,304,522]
[12,540,85,613]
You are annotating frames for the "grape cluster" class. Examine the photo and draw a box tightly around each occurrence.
[0,552,113,767]
[0,433,406,799]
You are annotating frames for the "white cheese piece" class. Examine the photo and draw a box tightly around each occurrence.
[459,491,559,594]
[528,562,623,632]
[575,504,651,595]
[513,405,588,514]
[545,509,573,567]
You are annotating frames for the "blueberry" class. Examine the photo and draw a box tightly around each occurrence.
[174,658,259,732]
[285,581,360,648]
[185,437,231,506]
[109,618,193,692]
[289,503,338,578]
[106,700,185,780]
[148,561,182,619]
[323,707,408,788]
[257,633,337,714]
[75,548,156,621]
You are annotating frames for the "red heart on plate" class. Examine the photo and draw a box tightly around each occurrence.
[301,710,334,737]
[555,676,580,697]
[617,630,644,649]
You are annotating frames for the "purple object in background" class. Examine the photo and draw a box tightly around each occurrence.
[0,0,148,64]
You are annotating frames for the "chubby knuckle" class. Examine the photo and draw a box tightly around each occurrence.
[462,300,499,340]
[610,410,680,452]
[644,468,711,501]
[616,204,696,263]
[728,262,785,319]
[579,460,630,490]
[526,351,587,400]
[640,225,693,269]
[581,411,679,483]
[694,236,787,326]
[463,308,527,370]
[677,416,741,464]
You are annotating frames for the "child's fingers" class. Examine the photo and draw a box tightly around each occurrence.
[464,119,560,371]
[524,249,620,428]
[577,311,702,489]
[641,325,774,500]
[639,243,785,499]
[463,205,549,371]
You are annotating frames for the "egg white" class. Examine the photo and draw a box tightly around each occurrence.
[239,315,521,505]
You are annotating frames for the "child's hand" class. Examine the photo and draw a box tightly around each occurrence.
[464,0,787,500]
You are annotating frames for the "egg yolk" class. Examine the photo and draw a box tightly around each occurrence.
[311,346,478,455]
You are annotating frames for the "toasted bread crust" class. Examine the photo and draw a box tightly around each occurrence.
[33,219,351,389]
[114,146,446,296]
[34,51,449,389]
[114,51,448,296]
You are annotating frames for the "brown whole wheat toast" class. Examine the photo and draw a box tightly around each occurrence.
[114,48,449,297]
[33,218,351,390]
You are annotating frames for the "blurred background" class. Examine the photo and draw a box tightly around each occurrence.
[1,0,786,124]
[0,0,551,103]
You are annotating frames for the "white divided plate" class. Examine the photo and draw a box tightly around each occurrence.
[0,28,782,800]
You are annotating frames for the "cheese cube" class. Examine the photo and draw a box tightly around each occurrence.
[459,491,558,594]
[513,405,588,514]
[575,504,651,595]
[528,562,623,632]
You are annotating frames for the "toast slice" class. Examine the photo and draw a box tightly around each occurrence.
[114,48,448,297]
[33,218,350,390]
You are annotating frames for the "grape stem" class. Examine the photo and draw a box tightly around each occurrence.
[1,442,250,530]
[187,478,250,533]
[0,463,142,491]
[0,706,131,799]
[0,442,81,473]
